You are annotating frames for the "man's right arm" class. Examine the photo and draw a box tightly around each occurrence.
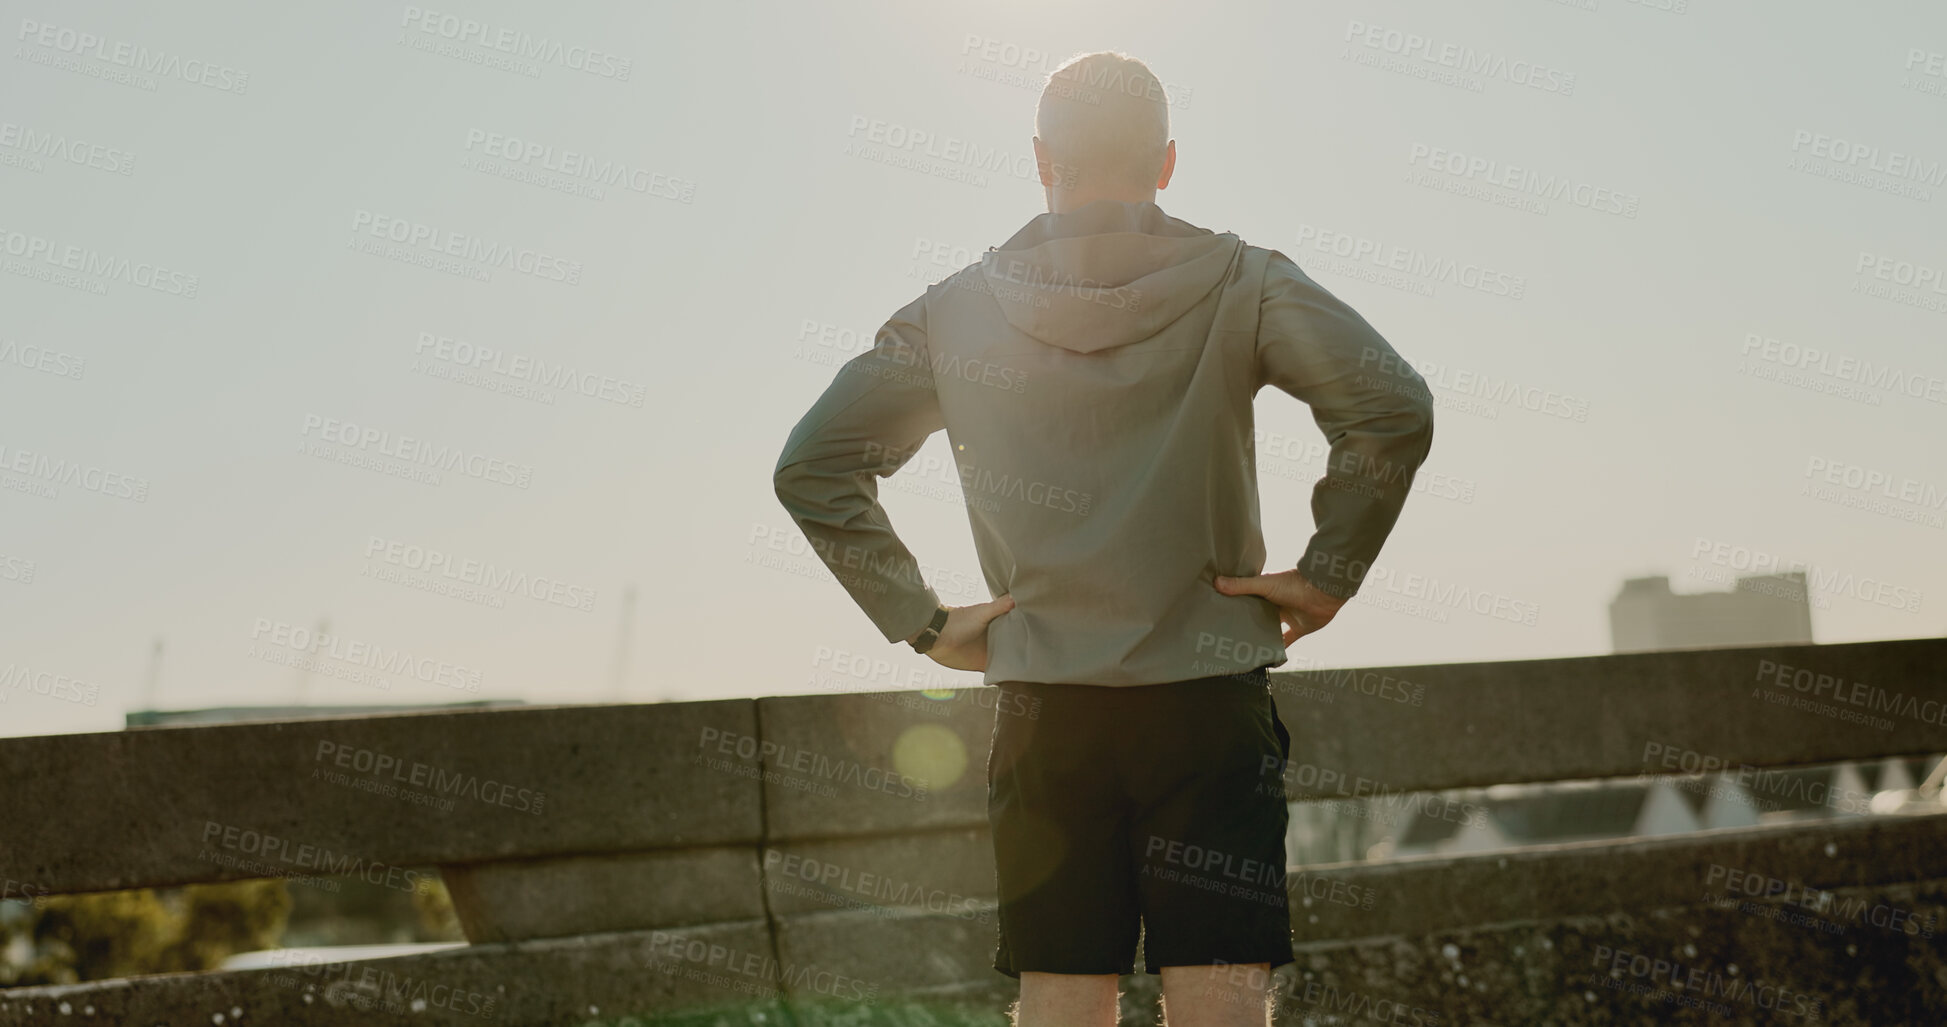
[1255,248,1435,600]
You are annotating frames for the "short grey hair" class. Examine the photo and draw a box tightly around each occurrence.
[1035,51,1171,191]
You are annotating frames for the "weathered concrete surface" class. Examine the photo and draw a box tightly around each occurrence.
[0,701,764,896]
[758,827,996,918]
[6,877,1944,1024]
[772,906,1004,997]
[443,810,1947,951]
[1099,878,1947,1027]
[440,845,766,943]
[1289,809,1947,944]
[754,688,1001,841]
[1253,875,1947,1027]
[0,920,778,1026]
[1269,637,1947,800]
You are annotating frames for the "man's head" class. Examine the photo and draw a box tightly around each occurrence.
[1032,51,1176,212]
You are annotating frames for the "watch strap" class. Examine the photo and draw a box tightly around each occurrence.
[910,605,950,653]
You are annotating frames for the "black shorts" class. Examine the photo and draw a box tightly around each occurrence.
[986,665,1295,977]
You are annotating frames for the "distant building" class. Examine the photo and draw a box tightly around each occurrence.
[1608,573,1814,653]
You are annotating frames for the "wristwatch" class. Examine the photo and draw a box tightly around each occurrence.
[909,605,950,653]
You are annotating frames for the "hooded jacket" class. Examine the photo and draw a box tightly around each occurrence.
[774,200,1434,686]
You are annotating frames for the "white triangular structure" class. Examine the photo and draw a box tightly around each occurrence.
[1828,762,1870,817]
[1877,757,1917,793]
[1701,776,1762,829]
[1441,811,1508,855]
[1632,781,1702,837]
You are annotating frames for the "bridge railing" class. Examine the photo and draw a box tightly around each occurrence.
[1,638,1943,1025]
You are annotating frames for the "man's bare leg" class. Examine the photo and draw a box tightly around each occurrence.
[1158,963,1272,1027]
[1013,971,1120,1027]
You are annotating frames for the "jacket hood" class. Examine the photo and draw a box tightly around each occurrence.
[977,201,1241,354]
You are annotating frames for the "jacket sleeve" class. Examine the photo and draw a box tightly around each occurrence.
[773,292,947,643]
[1256,249,1435,600]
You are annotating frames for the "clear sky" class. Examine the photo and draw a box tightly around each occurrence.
[2,0,1943,737]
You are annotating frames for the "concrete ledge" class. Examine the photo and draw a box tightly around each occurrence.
[0,701,764,896]
[771,906,1006,996]
[754,689,1002,841]
[1269,637,1947,799]
[0,920,777,1026]
[1259,876,1947,1027]
[758,827,996,918]
[440,846,766,943]
[10,875,1943,1024]
[1288,810,1947,944]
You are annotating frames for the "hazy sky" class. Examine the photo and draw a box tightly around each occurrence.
[3,0,1943,737]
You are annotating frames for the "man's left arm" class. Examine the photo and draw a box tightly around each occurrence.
[772,293,944,645]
